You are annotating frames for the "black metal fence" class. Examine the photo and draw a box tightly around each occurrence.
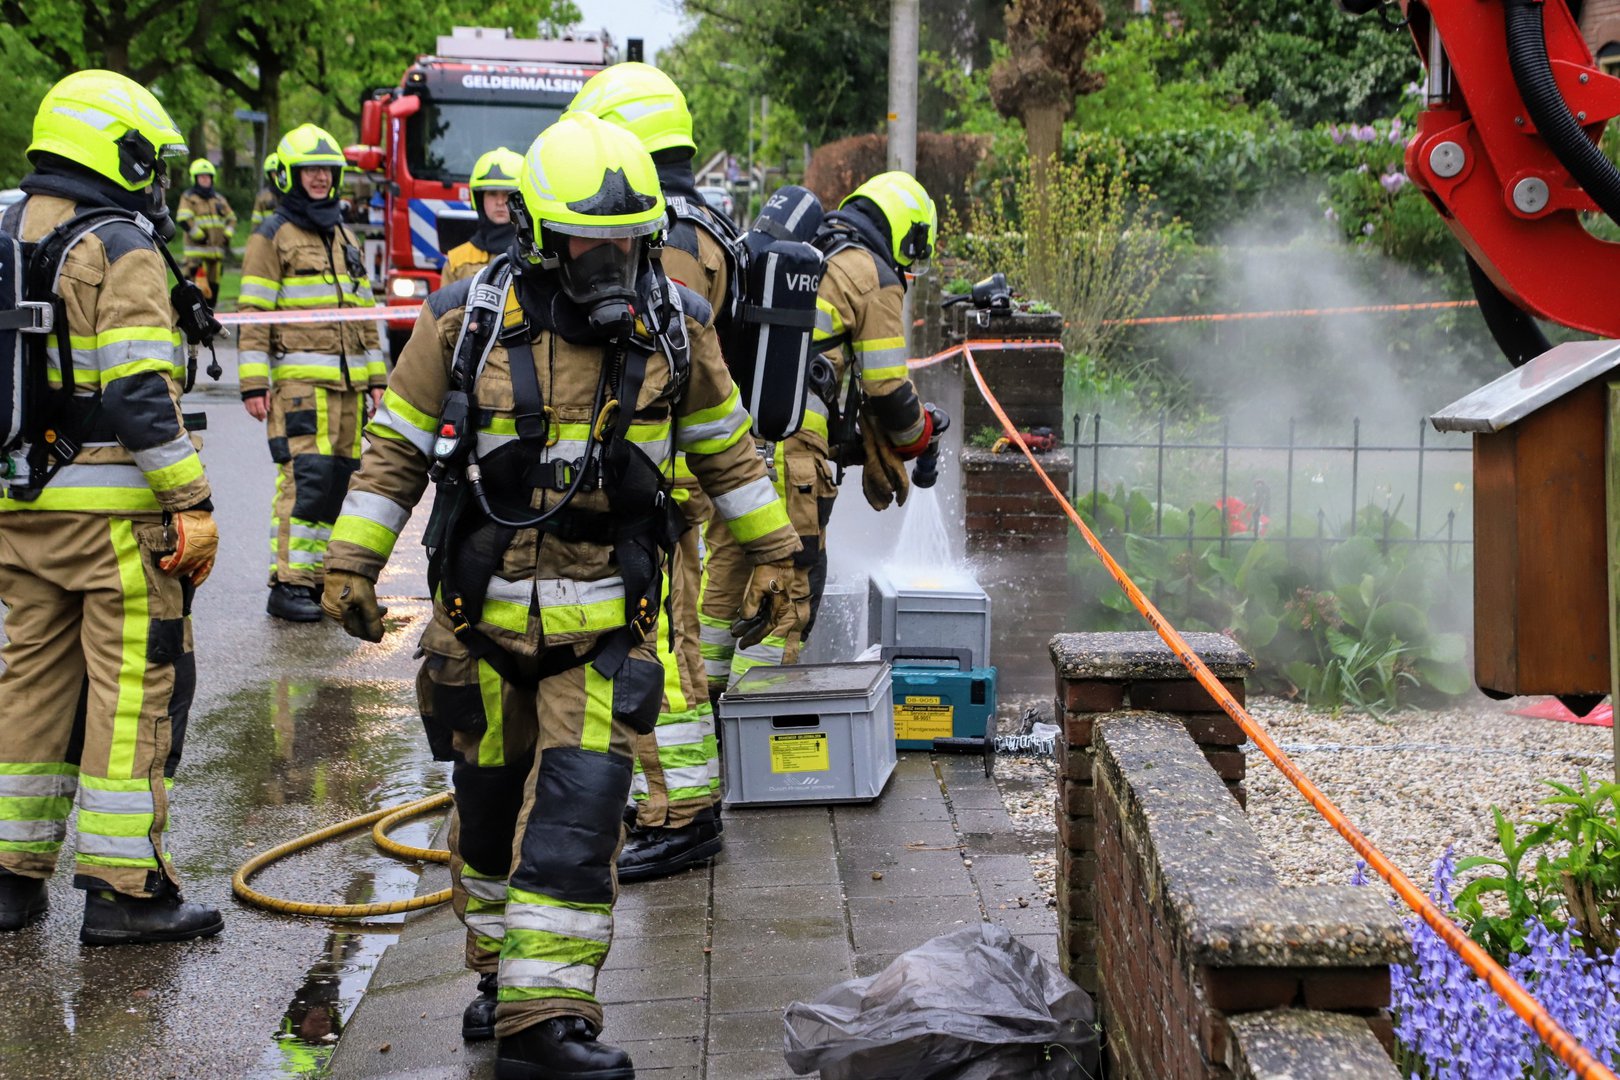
[1065,413,1475,568]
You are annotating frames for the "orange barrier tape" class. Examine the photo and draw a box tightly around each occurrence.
[1103,299,1478,327]
[908,340,1053,371]
[961,343,1618,1080]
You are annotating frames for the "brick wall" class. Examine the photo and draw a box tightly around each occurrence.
[1583,1,1620,51]
[1051,632,1410,1079]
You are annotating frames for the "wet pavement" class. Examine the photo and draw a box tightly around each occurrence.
[326,753,1056,1080]
[0,379,448,1080]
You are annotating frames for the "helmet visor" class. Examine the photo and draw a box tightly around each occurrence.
[555,234,643,308]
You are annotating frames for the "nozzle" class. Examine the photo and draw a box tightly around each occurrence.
[911,403,950,489]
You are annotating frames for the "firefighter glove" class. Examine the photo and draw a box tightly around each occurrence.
[158,509,218,586]
[322,570,387,643]
[732,559,796,650]
[861,418,911,512]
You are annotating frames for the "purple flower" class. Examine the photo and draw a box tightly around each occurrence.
[1324,207,1339,223]
[1380,171,1408,195]
[1329,125,1346,145]
[1356,124,1378,142]
[1362,223,1375,236]
[1358,163,1370,174]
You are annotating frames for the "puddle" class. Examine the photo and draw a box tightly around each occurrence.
[256,915,397,1078]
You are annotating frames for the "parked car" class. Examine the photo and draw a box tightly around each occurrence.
[696,184,736,224]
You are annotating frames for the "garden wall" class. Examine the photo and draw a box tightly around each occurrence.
[1051,631,1410,1078]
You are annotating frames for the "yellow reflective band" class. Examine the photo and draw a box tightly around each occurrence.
[680,386,741,430]
[99,358,183,386]
[239,362,270,382]
[863,364,909,381]
[539,597,626,638]
[814,297,845,340]
[855,336,905,353]
[315,387,332,456]
[581,665,614,755]
[108,520,149,780]
[382,388,438,435]
[69,326,181,350]
[801,407,829,439]
[142,452,203,493]
[329,515,397,558]
[726,499,791,545]
[0,487,161,513]
[477,660,506,768]
[482,598,530,634]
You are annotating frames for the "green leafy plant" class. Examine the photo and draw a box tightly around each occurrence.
[1453,808,1563,962]
[969,426,1004,449]
[1534,773,1620,954]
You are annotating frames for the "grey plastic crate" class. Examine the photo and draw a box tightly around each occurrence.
[867,568,993,670]
[719,662,896,806]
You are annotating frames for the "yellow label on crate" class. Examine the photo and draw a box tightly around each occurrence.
[770,732,830,773]
[895,699,955,741]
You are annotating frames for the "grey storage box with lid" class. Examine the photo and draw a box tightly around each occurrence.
[867,567,993,670]
[718,662,896,806]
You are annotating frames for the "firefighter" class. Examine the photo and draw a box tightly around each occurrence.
[320,111,799,1079]
[251,153,280,228]
[700,171,947,690]
[570,62,733,882]
[0,70,222,943]
[440,147,523,286]
[238,124,388,623]
[175,157,236,299]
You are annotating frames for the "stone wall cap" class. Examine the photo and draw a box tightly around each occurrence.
[1051,631,1255,680]
[1181,885,1412,967]
[1228,1009,1401,1079]
[962,447,1073,472]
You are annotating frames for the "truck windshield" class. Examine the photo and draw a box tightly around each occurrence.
[406,101,566,184]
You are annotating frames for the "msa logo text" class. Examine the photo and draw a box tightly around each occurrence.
[786,273,821,292]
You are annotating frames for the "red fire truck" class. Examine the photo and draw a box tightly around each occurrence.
[347,27,618,353]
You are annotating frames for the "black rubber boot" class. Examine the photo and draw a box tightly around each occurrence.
[266,582,323,622]
[0,868,47,931]
[616,807,723,884]
[463,971,499,1041]
[80,884,224,945]
[495,1016,634,1080]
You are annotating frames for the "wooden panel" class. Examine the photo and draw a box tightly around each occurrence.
[1516,381,1610,693]
[1474,429,1520,692]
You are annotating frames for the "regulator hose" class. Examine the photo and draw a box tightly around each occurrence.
[1465,252,1551,367]
[1504,0,1620,226]
[233,791,453,918]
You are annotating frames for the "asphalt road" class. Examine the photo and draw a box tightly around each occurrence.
[0,375,448,1080]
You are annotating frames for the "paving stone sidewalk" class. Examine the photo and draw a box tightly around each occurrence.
[328,752,1056,1080]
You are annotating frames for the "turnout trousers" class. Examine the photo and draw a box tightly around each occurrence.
[629,523,721,827]
[424,617,664,1035]
[265,380,363,589]
[0,511,195,897]
[699,435,832,690]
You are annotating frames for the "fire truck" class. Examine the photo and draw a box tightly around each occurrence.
[346,27,618,353]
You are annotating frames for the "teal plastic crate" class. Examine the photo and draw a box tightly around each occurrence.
[885,648,998,750]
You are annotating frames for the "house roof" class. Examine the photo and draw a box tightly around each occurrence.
[1430,340,1620,433]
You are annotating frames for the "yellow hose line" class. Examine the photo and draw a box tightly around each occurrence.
[233,791,454,918]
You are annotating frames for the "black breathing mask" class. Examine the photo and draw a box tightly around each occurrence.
[555,236,643,339]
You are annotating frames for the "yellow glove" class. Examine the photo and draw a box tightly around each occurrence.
[731,559,798,650]
[158,509,218,586]
[322,570,387,642]
[860,419,910,512]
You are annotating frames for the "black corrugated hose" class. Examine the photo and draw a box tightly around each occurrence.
[1465,252,1551,367]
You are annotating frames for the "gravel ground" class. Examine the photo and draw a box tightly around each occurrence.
[990,693,1616,911]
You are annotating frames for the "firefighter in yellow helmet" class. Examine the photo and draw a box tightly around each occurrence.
[700,170,947,689]
[570,61,736,883]
[320,111,799,1078]
[237,123,388,623]
[0,70,221,943]
[175,157,236,299]
[251,152,281,227]
[440,147,523,286]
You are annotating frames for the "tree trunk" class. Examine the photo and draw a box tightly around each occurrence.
[1022,102,1066,301]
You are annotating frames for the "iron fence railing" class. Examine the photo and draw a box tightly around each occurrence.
[1065,413,1475,569]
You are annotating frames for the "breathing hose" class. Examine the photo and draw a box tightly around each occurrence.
[233,791,454,918]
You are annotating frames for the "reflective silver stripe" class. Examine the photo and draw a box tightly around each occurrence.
[699,623,733,647]
[130,433,196,476]
[804,394,829,421]
[45,463,148,489]
[466,913,506,940]
[712,476,778,522]
[240,349,271,369]
[500,958,598,993]
[534,576,625,612]
[88,337,182,375]
[365,349,387,368]
[630,771,649,798]
[504,902,613,943]
[814,309,835,335]
[0,774,78,799]
[238,281,278,306]
[369,401,436,455]
[462,876,508,903]
[736,640,786,664]
[275,352,345,371]
[289,523,323,541]
[289,549,325,567]
[661,764,713,794]
[77,833,158,860]
[339,490,410,535]
[476,431,520,458]
[704,658,731,678]
[653,721,710,748]
[675,399,750,451]
[0,819,67,842]
[77,787,154,815]
[486,576,534,607]
[859,346,908,373]
[280,281,341,303]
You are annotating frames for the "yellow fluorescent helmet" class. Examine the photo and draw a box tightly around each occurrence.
[28,69,187,192]
[273,123,348,193]
[188,158,217,180]
[470,147,524,192]
[842,170,938,268]
[263,152,280,177]
[568,62,696,156]
[516,111,665,240]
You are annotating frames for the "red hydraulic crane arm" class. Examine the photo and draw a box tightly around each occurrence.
[1365,0,1620,340]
